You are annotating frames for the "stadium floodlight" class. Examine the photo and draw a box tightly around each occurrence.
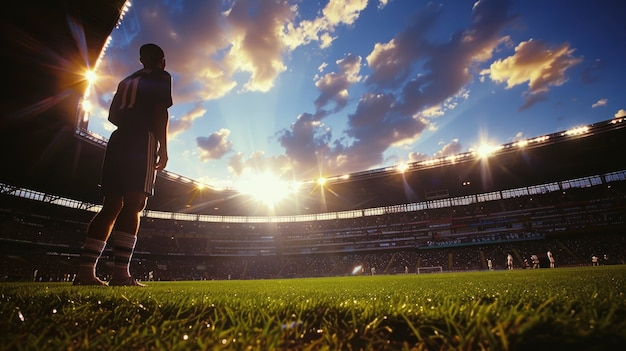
[473,143,502,159]
[79,69,98,118]
[420,159,437,167]
[80,99,93,114]
[445,155,457,163]
[84,69,97,85]
[564,126,589,136]
[316,177,327,186]
[396,163,409,173]
[514,139,529,148]
[116,0,133,28]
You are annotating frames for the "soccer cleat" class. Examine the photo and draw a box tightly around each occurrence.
[73,277,108,286]
[109,276,146,287]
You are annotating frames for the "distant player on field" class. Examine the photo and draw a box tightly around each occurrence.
[531,254,539,269]
[74,43,173,286]
[547,249,555,268]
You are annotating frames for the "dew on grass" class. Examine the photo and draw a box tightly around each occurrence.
[282,321,303,329]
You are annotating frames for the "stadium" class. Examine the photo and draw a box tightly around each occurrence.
[1,1,625,349]
[2,0,625,282]
[2,116,625,281]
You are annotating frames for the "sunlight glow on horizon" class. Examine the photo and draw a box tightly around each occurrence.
[396,163,409,173]
[236,172,297,208]
[316,177,327,186]
[472,143,502,159]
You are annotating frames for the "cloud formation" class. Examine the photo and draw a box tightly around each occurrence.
[197,128,234,161]
[228,151,291,178]
[488,39,582,109]
[433,139,462,158]
[277,0,515,179]
[88,0,612,188]
[314,54,362,114]
[169,103,206,138]
[592,98,607,108]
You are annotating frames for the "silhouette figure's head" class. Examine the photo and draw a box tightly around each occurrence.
[140,43,166,69]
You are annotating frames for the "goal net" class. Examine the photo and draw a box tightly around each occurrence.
[416,266,443,274]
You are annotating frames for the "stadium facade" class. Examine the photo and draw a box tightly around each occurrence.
[2,118,625,281]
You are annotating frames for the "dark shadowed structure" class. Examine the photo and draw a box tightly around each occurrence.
[2,1,625,217]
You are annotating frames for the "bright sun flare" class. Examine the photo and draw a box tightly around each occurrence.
[236,173,296,207]
[84,69,98,85]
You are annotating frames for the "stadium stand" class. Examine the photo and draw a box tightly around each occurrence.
[2,168,624,282]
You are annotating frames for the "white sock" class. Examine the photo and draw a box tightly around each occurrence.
[113,231,137,280]
[76,237,106,280]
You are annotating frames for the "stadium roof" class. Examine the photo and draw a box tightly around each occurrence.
[2,1,625,217]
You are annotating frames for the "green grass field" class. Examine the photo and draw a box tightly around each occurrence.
[1,265,625,350]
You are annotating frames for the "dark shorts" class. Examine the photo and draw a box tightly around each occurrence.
[100,129,158,196]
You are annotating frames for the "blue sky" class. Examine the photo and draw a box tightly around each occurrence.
[83,0,626,191]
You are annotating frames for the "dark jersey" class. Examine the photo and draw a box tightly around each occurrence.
[101,68,172,197]
[108,68,173,133]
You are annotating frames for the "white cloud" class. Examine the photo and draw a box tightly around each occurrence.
[197,128,234,161]
[283,0,368,50]
[168,103,206,137]
[433,139,461,158]
[592,98,607,108]
[378,0,390,10]
[489,39,582,109]
[277,0,516,178]
[314,54,362,113]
